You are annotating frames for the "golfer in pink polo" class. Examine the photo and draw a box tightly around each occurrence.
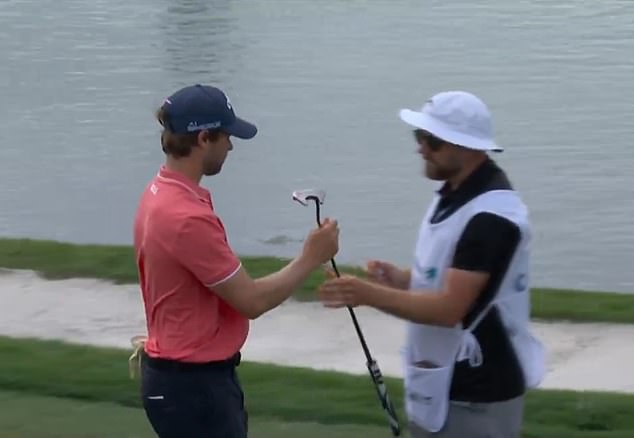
[133,84,339,438]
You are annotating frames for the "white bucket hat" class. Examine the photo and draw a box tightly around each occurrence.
[399,91,503,152]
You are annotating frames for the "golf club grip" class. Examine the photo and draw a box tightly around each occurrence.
[312,198,342,277]
[368,360,401,436]
[344,289,398,434]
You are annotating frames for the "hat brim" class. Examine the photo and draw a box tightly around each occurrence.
[224,117,257,140]
[399,109,503,152]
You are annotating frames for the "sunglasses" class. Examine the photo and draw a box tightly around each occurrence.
[414,130,445,151]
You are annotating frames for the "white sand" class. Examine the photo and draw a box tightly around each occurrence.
[1,268,633,394]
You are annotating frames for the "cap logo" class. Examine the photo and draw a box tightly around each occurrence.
[187,121,221,131]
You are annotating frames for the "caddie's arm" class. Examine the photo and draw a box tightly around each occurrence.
[357,213,520,326]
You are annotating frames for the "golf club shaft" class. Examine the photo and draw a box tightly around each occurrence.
[313,202,372,355]
[312,199,400,436]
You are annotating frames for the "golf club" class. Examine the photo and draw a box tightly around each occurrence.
[292,188,401,437]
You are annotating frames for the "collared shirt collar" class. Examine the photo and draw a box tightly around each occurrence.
[157,165,211,202]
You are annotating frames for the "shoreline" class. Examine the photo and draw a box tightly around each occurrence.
[1,237,634,324]
[2,268,633,394]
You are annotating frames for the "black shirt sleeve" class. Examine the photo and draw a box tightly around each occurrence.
[451,212,521,273]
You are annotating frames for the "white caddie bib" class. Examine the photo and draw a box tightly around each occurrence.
[401,190,546,433]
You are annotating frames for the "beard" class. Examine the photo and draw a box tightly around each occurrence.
[202,159,223,176]
[424,158,461,181]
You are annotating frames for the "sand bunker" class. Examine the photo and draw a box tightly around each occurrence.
[1,268,632,394]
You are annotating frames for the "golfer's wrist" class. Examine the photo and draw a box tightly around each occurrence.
[295,252,320,275]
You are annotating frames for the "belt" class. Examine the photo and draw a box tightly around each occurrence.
[142,351,241,372]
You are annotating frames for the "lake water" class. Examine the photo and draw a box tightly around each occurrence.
[1,0,633,293]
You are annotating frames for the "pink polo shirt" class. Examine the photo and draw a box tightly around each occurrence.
[133,166,249,362]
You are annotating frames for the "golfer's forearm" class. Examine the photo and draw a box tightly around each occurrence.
[365,284,457,326]
[251,256,315,316]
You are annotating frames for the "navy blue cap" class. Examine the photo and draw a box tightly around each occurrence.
[160,84,257,139]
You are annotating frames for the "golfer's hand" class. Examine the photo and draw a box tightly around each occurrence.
[318,274,367,308]
[366,260,409,290]
[302,218,339,267]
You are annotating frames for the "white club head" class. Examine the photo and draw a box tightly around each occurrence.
[292,189,326,206]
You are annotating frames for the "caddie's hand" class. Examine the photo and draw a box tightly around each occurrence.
[366,260,409,289]
[366,260,391,284]
[302,218,339,267]
[366,260,398,286]
[318,274,368,308]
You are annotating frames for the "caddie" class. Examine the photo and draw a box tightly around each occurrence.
[318,90,545,438]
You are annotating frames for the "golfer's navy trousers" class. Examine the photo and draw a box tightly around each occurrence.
[140,352,247,438]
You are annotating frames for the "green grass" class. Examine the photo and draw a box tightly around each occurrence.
[0,237,364,302]
[530,288,634,324]
[0,336,633,437]
[0,390,389,438]
[0,389,156,438]
[1,391,633,438]
[1,237,633,323]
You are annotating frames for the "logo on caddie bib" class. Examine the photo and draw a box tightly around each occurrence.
[425,267,437,281]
